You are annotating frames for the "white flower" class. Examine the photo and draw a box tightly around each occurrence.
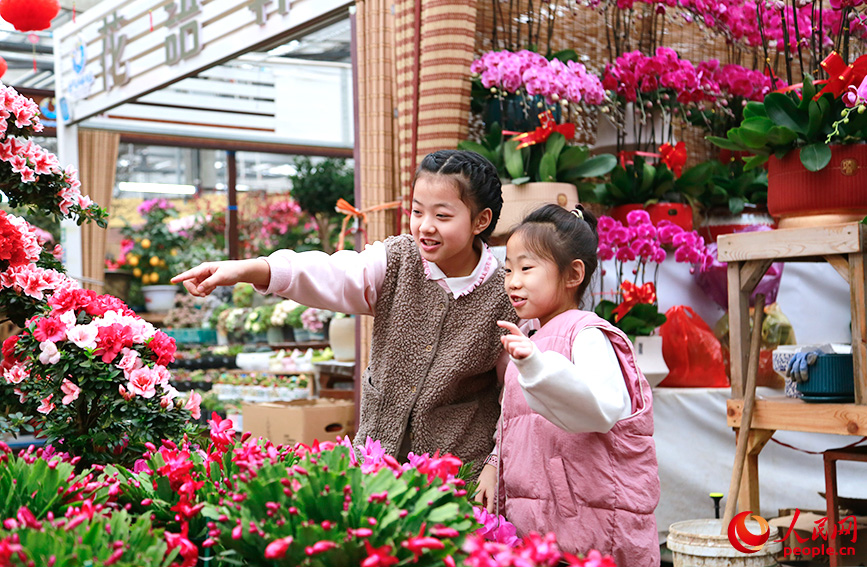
[38,341,61,365]
[67,324,99,350]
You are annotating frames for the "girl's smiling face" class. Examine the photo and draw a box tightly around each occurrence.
[504,230,584,326]
[410,174,491,277]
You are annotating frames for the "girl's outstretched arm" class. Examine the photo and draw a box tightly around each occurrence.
[172,259,270,297]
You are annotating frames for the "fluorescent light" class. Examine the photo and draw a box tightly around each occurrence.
[118,182,197,195]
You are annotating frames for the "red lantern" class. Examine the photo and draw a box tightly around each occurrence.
[0,56,6,80]
[0,0,60,32]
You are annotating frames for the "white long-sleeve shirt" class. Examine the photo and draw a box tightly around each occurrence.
[512,326,632,434]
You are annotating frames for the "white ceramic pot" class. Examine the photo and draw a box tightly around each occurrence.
[328,316,356,362]
[142,285,179,312]
[496,182,578,237]
[633,335,669,388]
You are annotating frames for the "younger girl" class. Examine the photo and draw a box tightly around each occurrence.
[474,204,659,566]
[173,150,518,473]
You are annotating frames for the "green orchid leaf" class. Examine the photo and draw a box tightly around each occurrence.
[764,92,808,135]
[562,154,617,179]
[539,152,558,182]
[806,97,827,140]
[557,145,589,172]
[551,49,578,63]
[545,132,567,161]
[799,75,817,108]
[799,143,832,171]
[503,140,525,180]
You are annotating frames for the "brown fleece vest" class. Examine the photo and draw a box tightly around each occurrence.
[353,234,518,474]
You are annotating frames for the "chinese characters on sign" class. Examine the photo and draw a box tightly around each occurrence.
[165,0,203,65]
[98,12,130,90]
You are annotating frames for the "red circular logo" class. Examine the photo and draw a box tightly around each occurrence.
[727,511,770,554]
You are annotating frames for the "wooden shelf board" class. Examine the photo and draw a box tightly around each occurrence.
[718,223,865,262]
[727,397,867,436]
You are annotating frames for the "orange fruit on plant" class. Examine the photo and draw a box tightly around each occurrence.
[149,256,160,267]
[133,268,142,278]
[141,239,151,249]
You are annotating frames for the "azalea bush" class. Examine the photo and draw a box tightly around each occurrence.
[595,209,711,336]
[1,286,200,466]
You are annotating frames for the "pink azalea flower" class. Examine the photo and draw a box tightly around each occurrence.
[65,324,99,350]
[3,363,28,385]
[127,367,159,399]
[184,391,202,420]
[37,394,55,415]
[61,379,80,405]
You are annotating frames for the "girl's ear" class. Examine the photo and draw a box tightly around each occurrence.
[565,259,585,289]
[473,207,493,235]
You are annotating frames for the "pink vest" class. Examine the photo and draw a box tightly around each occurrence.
[500,310,660,567]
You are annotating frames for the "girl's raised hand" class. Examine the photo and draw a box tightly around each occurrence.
[171,259,270,297]
[497,320,534,360]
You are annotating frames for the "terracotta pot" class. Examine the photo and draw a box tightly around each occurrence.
[767,144,867,228]
[496,182,579,236]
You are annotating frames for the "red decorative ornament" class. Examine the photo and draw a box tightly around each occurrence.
[0,56,6,79]
[0,0,60,32]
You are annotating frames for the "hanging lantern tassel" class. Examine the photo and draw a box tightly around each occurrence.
[28,32,39,72]
[72,1,75,22]
[149,9,153,32]
[0,56,7,79]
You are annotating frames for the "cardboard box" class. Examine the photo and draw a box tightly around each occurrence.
[771,510,867,566]
[242,398,355,446]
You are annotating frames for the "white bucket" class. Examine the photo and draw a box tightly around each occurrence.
[142,285,179,312]
[667,519,781,567]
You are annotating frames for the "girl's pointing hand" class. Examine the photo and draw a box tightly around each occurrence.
[497,320,534,360]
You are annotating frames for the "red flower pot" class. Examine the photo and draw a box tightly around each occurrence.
[609,203,694,231]
[767,144,867,228]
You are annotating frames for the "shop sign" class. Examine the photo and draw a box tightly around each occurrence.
[53,0,349,125]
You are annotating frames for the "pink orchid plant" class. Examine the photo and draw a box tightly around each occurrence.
[595,209,711,336]
[1,284,200,466]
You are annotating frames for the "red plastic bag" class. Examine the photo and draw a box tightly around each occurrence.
[658,305,729,388]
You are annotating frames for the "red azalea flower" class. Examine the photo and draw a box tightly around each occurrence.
[94,323,134,363]
[148,331,176,366]
[33,316,66,343]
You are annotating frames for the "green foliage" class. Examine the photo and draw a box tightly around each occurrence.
[1,510,176,567]
[214,445,474,567]
[232,282,255,308]
[708,78,867,172]
[594,300,667,339]
[287,304,307,329]
[0,450,111,520]
[289,157,354,216]
[694,159,769,214]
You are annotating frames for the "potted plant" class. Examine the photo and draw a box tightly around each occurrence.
[300,307,333,341]
[268,299,299,344]
[594,209,713,385]
[287,303,309,342]
[595,152,707,231]
[286,157,354,254]
[328,312,356,362]
[692,159,775,244]
[461,50,616,236]
[705,0,867,227]
[120,198,186,312]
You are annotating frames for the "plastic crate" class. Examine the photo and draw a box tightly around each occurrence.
[163,327,217,345]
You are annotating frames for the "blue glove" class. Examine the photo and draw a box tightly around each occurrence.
[786,350,821,383]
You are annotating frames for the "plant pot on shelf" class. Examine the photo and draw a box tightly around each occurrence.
[328,316,356,362]
[496,182,579,237]
[103,270,133,303]
[698,205,776,245]
[141,285,178,312]
[608,203,694,231]
[767,144,867,228]
[632,335,668,388]
[293,328,310,342]
[267,326,295,346]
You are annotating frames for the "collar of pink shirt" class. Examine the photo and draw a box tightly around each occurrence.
[420,240,496,299]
